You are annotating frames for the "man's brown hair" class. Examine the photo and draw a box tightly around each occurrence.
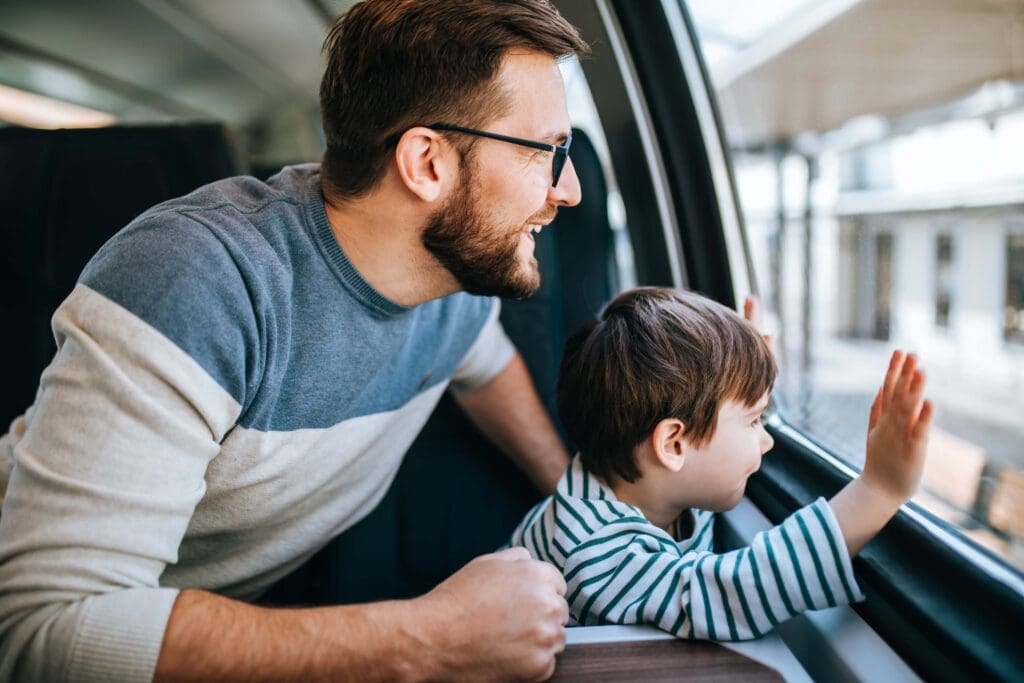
[319,0,589,201]
[557,288,777,484]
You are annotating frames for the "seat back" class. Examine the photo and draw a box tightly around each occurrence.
[0,124,242,427]
[262,128,618,604]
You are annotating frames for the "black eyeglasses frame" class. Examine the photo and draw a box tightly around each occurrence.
[389,123,572,187]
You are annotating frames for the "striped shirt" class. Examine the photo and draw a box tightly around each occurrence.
[509,456,864,640]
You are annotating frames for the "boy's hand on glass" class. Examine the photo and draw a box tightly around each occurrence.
[859,350,933,507]
[742,295,773,352]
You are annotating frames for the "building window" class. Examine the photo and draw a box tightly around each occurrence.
[873,232,892,340]
[1006,233,1024,345]
[935,234,953,329]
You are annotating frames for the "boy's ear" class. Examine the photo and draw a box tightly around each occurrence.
[651,418,687,472]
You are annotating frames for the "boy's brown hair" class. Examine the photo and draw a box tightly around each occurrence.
[557,287,776,484]
[319,0,589,201]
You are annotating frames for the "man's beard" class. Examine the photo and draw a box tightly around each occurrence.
[421,169,543,299]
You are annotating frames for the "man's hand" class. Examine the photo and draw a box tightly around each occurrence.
[860,350,933,505]
[155,548,567,682]
[413,547,569,682]
[742,295,773,352]
[829,349,933,556]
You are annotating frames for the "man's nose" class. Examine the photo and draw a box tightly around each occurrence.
[548,157,581,207]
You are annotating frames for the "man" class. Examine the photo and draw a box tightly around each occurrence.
[0,1,588,680]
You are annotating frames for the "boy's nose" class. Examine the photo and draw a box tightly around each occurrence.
[760,431,774,454]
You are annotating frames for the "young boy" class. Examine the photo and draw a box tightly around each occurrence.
[509,287,932,640]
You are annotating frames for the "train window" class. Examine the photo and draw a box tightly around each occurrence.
[0,83,116,129]
[0,0,1021,679]
[686,0,1024,574]
[560,56,638,291]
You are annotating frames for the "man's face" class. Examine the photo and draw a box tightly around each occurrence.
[421,51,582,298]
[420,156,545,298]
[677,393,774,512]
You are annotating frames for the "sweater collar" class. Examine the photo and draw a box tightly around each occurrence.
[304,169,411,318]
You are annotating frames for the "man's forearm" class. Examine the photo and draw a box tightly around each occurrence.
[154,589,434,683]
[454,352,570,494]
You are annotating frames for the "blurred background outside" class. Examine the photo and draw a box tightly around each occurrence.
[688,0,1024,571]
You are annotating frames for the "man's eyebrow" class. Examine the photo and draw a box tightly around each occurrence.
[539,130,571,144]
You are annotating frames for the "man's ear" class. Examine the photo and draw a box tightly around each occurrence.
[393,127,456,203]
[651,418,687,472]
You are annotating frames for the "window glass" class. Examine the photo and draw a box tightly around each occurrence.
[0,83,117,129]
[687,0,1024,572]
[560,57,637,291]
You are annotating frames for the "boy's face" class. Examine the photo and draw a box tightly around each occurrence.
[678,392,774,511]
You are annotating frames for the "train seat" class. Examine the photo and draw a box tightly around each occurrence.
[0,123,241,428]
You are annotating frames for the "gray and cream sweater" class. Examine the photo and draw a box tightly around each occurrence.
[0,165,514,682]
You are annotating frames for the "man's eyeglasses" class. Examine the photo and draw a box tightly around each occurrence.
[395,123,572,187]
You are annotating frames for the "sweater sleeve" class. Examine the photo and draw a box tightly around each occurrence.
[562,498,864,641]
[448,297,515,394]
[0,216,251,682]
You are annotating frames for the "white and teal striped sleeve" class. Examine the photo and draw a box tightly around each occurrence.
[562,497,864,641]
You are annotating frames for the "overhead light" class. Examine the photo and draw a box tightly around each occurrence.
[0,83,116,129]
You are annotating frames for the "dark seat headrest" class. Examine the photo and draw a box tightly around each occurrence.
[499,126,617,441]
[0,123,241,427]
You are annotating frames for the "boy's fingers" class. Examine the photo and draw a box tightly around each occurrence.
[881,350,905,411]
[899,369,924,414]
[904,371,927,431]
[893,353,918,404]
[910,399,933,442]
[909,369,925,397]
[869,387,882,429]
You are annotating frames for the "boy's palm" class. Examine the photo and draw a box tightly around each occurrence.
[862,351,933,505]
